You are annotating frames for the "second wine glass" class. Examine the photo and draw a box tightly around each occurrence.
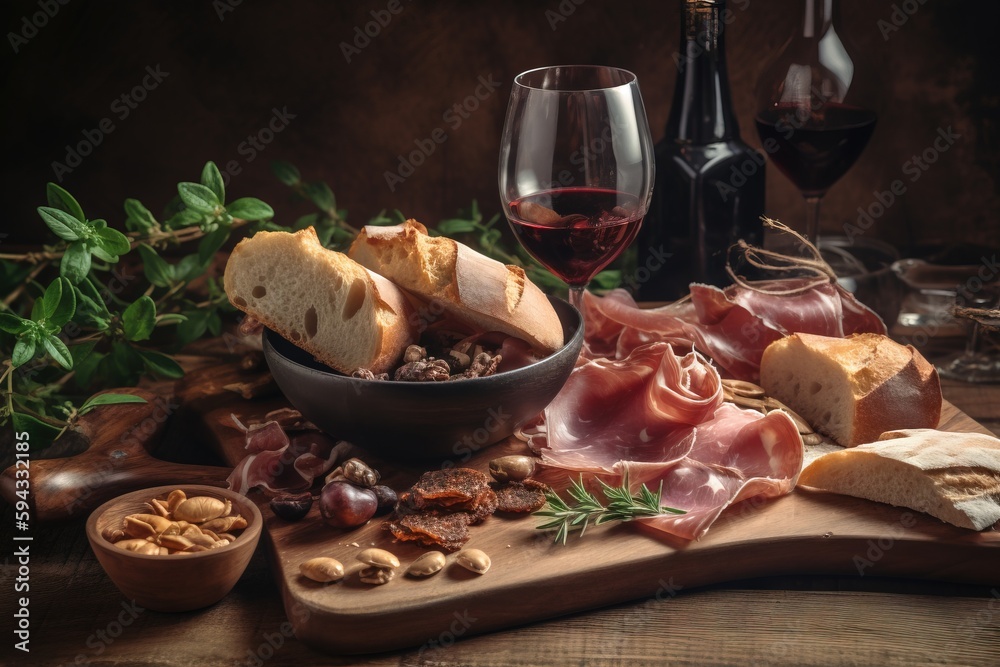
[755,0,877,246]
[498,65,655,312]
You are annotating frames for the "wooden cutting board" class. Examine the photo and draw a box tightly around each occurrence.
[198,393,1000,655]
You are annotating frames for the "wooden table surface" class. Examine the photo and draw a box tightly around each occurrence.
[2,376,999,666]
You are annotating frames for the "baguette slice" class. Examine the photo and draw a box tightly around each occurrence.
[798,428,1000,530]
[760,333,941,447]
[348,220,563,353]
[224,227,414,375]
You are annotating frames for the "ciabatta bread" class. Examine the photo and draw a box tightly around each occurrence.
[759,333,941,447]
[798,428,1000,530]
[224,227,415,375]
[348,220,563,353]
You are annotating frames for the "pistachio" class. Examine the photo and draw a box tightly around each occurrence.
[357,548,399,569]
[299,557,345,583]
[146,498,171,518]
[456,548,490,575]
[359,566,395,585]
[406,551,446,577]
[200,515,248,534]
[122,513,173,539]
[489,455,536,483]
[173,496,231,523]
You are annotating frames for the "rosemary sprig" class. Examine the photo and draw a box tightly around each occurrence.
[534,473,687,545]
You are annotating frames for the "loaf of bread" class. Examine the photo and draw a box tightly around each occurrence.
[224,227,415,375]
[348,220,564,353]
[759,333,941,447]
[798,428,1000,530]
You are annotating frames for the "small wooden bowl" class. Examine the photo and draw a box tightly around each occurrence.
[86,484,262,612]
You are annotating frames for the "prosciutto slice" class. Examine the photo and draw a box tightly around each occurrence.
[535,278,880,540]
[534,337,804,540]
[226,416,344,495]
[581,280,886,381]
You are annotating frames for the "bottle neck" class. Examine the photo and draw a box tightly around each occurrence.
[666,0,740,144]
[802,0,836,39]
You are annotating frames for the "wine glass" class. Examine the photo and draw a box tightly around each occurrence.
[754,0,877,246]
[938,283,1000,383]
[498,65,655,312]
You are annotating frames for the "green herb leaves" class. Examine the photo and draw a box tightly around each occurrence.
[535,474,687,545]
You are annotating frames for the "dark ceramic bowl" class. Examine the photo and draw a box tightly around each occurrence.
[262,296,583,460]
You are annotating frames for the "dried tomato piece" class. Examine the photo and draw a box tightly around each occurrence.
[386,512,473,551]
[491,480,549,513]
[408,469,491,507]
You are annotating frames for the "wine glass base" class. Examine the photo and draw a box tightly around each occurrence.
[937,353,1000,384]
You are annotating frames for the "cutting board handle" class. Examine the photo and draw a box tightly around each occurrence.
[0,388,233,521]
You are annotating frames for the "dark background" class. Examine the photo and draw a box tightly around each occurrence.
[2,0,998,254]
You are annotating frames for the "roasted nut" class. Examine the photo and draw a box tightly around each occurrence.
[489,455,536,483]
[101,526,125,543]
[359,566,395,585]
[372,485,397,514]
[406,551,446,577]
[763,397,814,434]
[157,534,196,551]
[456,548,490,574]
[340,458,380,488]
[115,538,164,555]
[403,344,427,363]
[173,496,231,523]
[200,515,248,534]
[357,548,400,569]
[300,557,345,583]
[270,492,313,521]
[122,514,174,539]
[802,433,824,446]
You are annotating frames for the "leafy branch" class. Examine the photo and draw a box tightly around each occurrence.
[0,162,275,446]
[535,474,686,545]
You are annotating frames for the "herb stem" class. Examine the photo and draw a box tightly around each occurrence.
[3,262,49,306]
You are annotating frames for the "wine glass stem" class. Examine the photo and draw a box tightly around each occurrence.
[804,195,822,247]
[568,285,586,314]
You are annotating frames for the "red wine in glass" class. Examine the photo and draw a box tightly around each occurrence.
[508,188,644,287]
[755,103,877,196]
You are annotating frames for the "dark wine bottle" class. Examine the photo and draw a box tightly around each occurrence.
[635,0,765,301]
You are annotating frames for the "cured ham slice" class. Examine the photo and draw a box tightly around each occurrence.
[540,342,722,475]
[227,416,344,495]
[536,341,804,540]
[581,280,886,381]
[627,404,803,540]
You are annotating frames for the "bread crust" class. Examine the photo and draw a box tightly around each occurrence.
[799,428,1000,530]
[348,220,564,353]
[223,227,415,374]
[760,333,942,447]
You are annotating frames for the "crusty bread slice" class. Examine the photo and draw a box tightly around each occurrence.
[224,227,414,375]
[798,428,1000,530]
[759,333,941,447]
[348,220,564,353]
